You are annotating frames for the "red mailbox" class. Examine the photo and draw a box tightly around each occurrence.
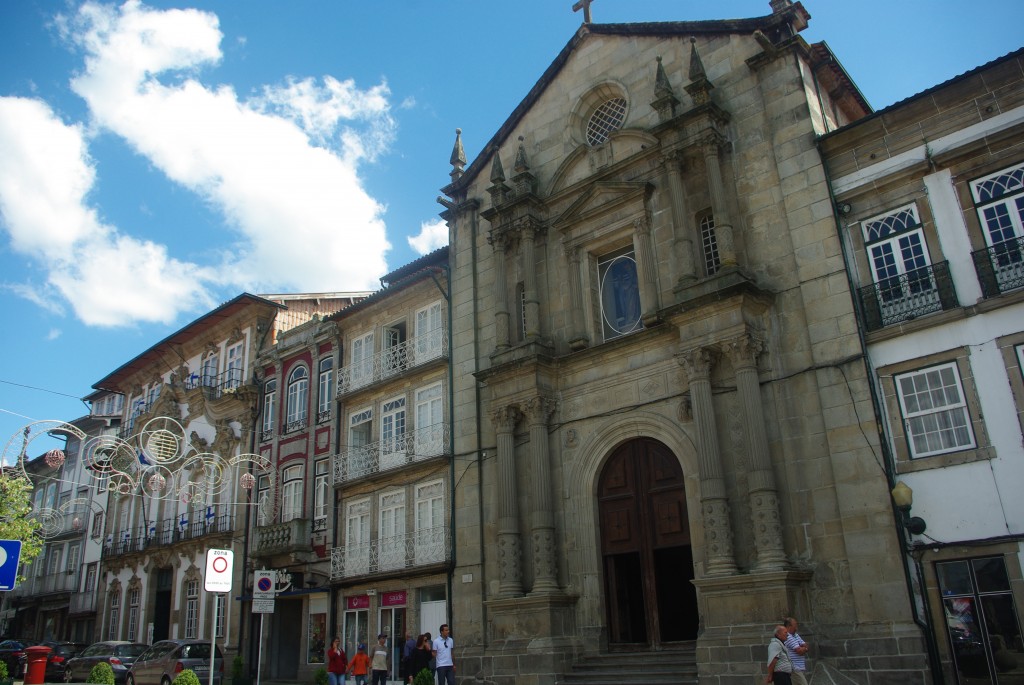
[23,645,52,685]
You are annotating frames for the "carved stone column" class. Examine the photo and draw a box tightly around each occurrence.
[677,347,737,575]
[722,334,786,571]
[489,232,513,351]
[524,396,559,593]
[702,136,737,267]
[663,152,697,285]
[493,404,524,595]
[519,218,542,341]
[565,242,589,350]
[632,216,660,326]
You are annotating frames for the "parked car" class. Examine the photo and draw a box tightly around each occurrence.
[126,640,223,685]
[0,639,39,677]
[29,641,89,682]
[65,641,150,683]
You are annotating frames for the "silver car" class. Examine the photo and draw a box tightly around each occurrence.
[65,642,149,683]
[125,640,223,685]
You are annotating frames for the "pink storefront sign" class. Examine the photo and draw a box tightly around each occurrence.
[346,595,370,610]
[381,591,407,607]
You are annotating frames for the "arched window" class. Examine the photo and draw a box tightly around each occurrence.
[108,585,122,640]
[286,366,309,431]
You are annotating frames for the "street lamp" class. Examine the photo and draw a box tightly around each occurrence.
[891,481,927,535]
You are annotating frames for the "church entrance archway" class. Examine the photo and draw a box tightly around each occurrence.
[598,437,698,647]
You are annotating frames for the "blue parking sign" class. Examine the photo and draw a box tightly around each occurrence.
[0,540,23,591]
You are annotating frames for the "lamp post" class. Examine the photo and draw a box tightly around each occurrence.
[891,481,927,536]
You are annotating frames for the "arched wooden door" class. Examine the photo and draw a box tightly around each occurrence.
[598,438,698,647]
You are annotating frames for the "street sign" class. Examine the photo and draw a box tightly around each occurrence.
[0,540,22,591]
[204,549,233,593]
[252,570,275,613]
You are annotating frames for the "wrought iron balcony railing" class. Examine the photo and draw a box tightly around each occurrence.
[70,590,99,614]
[330,525,451,580]
[260,427,274,443]
[283,417,308,434]
[101,513,234,558]
[317,408,332,424]
[332,423,450,485]
[37,570,81,594]
[337,327,447,396]
[253,517,311,556]
[972,237,1024,297]
[858,261,958,332]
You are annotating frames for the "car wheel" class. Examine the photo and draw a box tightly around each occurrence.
[64,668,74,683]
[162,676,172,685]
[126,674,136,685]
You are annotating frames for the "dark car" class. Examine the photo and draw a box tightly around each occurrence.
[0,639,39,677]
[31,641,89,682]
[65,642,150,683]
[126,640,223,685]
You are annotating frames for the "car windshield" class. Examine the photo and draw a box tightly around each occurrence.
[180,645,222,660]
[116,645,149,658]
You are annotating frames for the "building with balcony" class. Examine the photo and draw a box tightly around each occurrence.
[311,247,452,678]
[821,47,1024,685]
[438,2,936,684]
[247,298,368,682]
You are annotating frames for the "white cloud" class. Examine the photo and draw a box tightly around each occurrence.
[64,0,393,294]
[0,95,214,327]
[407,219,448,255]
[46,329,62,341]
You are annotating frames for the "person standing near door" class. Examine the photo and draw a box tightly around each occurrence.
[327,637,348,685]
[370,634,390,685]
[432,624,455,685]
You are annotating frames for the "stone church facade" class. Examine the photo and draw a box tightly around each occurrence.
[440,2,931,683]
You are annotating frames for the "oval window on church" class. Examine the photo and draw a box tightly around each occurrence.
[598,246,642,340]
[586,97,627,146]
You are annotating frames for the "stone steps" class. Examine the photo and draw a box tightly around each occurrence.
[558,644,698,685]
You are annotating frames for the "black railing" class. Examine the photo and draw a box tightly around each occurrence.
[317,408,331,424]
[101,513,234,558]
[972,236,1024,297]
[284,417,308,434]
[858,261,958,331]
[260,427,274,443]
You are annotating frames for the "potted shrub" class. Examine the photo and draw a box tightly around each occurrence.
[413,668,433,685]
[0,657,12,685]
[87,663,115,685]
[313,667,328,685]
[172,669,202,685]
[231,655,251,685]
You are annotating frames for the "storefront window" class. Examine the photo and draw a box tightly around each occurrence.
[308,612,326,664]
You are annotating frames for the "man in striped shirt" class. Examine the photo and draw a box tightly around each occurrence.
[783,617,809,685]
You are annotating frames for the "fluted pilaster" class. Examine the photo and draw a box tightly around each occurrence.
[518,217,542,341]
[489,232,514,351]
[677,347,737,575]
[663,152,697,285]
[702,137,737,267]
[566,243,589,350]
[492,404,523,595]
[524,396,559,592]
[633,216,660,325]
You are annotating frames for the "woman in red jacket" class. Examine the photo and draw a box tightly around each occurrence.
[327,637,348,685]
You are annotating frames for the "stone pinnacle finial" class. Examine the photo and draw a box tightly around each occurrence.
[651,55,679,122]
[513,136,530,173]
[688,37,706,81]
[449,128,466,182]
[490,150,506,184]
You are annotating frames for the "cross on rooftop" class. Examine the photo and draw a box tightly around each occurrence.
[572,0,595,24]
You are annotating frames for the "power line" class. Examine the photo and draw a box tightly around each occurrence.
[0,379,82,401]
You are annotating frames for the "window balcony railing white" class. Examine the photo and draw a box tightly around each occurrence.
[332,423,450,485]
[329,525,451,580]
[857,261,958,331]
[337,327,447,396]
[973,237,1024,297]
[253,517,311,557]
[36,570,80,595]
[70,590,98,614]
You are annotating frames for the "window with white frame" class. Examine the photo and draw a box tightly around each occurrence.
[214,594,225,638]
[862,204,934,302]
[380,396,407,469]
[379,490,406,571]
[225,341,244,389]
[47,546,63,575]
[108,589,121,640]
[66,544,80,574]
[146,382,161,408]
[33,489,43,512]
[202,351,220,388]
[700,213,721,276]
[415,480,445,564]
[351,332,374,388]
[84,564,97,594]
[318,357,334,421]
[262,379,277,438]
[314,460,329,529]
[257,475,272,526]
[280,464,304,522]
[895,362,976,458]
[45,483,57,510]
[127,587,139,641]
[382,321,407,377]
[415,301,444,363]
[185,579,199,638]
[286,366,309,430]
[345,498,370,575]
[598,246,642,341]
[349,408,372,448]
[414,383,444,459]
[91,511,103,538]
[971,161,1024,289]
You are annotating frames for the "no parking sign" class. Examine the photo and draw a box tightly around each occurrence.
[204,548,233,593]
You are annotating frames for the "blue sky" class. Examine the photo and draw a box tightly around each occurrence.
[2,0,1022,458]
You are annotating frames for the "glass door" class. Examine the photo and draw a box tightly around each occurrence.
[378,607,406,682]
[343,609,368,664]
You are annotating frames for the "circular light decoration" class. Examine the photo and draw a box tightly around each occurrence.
[240,473,256,490]
[148,473,167,492]
[45,449,65,468]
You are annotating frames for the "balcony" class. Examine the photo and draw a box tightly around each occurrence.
[332,423,450,485]
[973,237,1024,297]
[337,327,447,396]
[254,517,311,556]
[70,590,99,615]
[858,261,958,331]
[330,526,451,580]
[283,417,308,435]
[36,507,91,539]
[101,513,234,558]
[36,570,80,594]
